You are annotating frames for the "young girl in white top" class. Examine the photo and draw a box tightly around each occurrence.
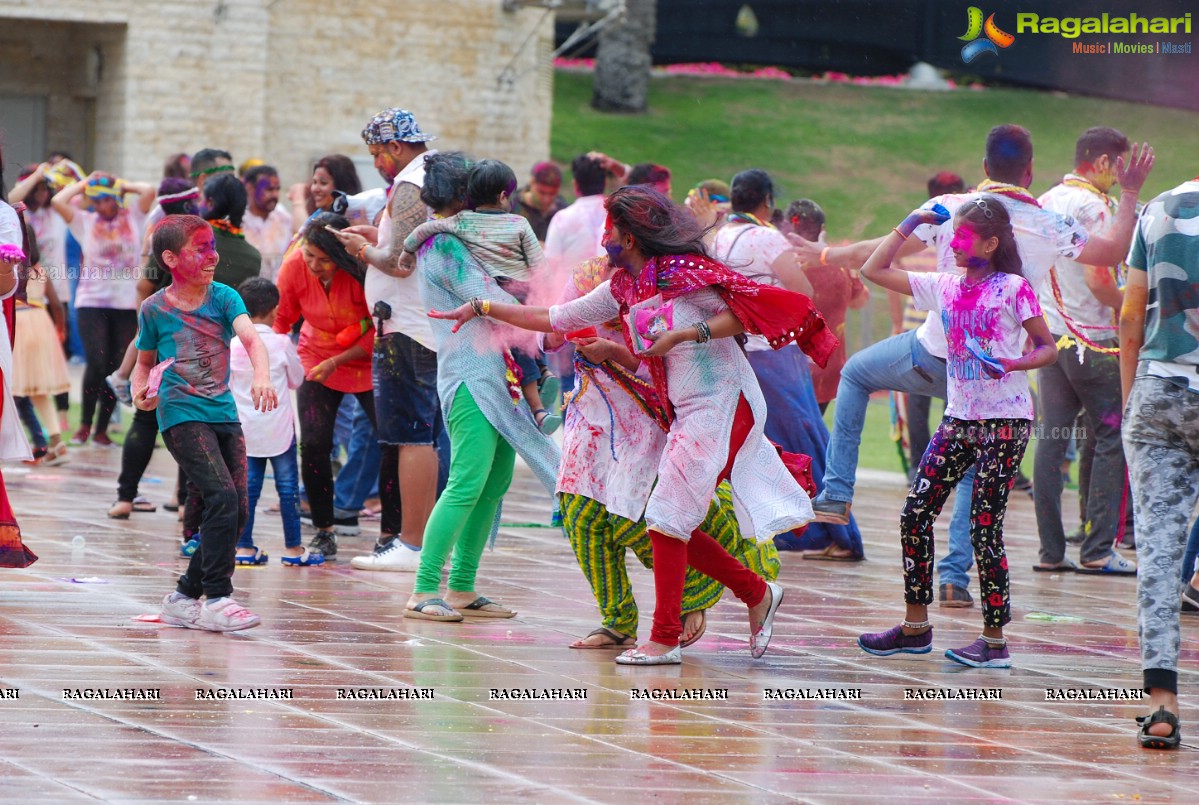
[855,195,1058,668]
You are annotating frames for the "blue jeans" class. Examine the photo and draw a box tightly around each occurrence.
[822,329,975,590]
[239,441,301,550]
[333,396,380,518]
[15,397,46,450]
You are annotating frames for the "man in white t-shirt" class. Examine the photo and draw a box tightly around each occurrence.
[1034,127,1135,575]
[544,155,609,276]
[242,164,293,281]
[332,108,448,572]
[791,124,1154,606]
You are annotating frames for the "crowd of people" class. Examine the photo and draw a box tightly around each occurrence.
[0,110,1196,749]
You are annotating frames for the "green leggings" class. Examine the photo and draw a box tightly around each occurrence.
[414,386,515,596]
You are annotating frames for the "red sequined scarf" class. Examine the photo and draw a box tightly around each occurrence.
[608,253,839,421]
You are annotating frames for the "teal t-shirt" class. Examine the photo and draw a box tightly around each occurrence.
[136,282,248,432]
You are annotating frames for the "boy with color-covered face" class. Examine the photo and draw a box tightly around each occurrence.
[134,214,278,632]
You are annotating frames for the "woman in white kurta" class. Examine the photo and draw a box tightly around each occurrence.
[0,193,38,567]
[432,186,838,664]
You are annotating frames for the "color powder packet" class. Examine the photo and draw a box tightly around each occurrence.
[628,296,674,353]
[145,357,176,399]
[964,336,1004,375]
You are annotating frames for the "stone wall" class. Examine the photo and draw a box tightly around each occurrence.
[0,0,553,186]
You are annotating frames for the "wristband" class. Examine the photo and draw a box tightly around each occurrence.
[482,299,491,316]
[355,243,369,262]
[820,247,830,266]
[892,227,908,241]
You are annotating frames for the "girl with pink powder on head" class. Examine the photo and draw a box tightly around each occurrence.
[856,195,1058,669]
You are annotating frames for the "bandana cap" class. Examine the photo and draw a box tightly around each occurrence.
[84,175,123,200]
[362,108,437,145]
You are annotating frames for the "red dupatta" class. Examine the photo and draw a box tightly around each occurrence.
[608,252,840,421]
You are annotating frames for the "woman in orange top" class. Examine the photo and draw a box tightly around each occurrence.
[274,212,387,561]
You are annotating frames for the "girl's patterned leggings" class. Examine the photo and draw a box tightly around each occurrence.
[901,417,1030,629]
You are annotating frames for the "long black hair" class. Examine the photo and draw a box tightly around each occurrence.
[203,173,248,227]
[604,185,708,259]
[955,194,1023,277]
[303,212,364,283]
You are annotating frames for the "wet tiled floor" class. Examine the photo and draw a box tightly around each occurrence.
[1,444,1195,803]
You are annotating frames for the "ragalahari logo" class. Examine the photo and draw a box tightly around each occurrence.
[959,7,1016,63]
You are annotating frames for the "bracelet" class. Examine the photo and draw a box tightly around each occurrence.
[694,320,712,344]
[892,227,909,241]
[355,243,369,262]
[820,247,830,266]
[470,298,484,317]
[481,299,491,316]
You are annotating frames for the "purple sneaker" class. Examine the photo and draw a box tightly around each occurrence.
[858,624,933,656]
[945,638,1011,668]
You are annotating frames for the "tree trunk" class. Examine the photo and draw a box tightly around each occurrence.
[591,0,657,113]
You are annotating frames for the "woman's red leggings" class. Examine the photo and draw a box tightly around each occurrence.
[649,395,768,646]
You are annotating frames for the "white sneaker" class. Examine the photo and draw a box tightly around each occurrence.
[350,541,422,571]
[160,592,202,628]
[198,597,261,632]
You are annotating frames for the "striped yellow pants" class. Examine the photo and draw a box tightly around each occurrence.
[561,483,780,639]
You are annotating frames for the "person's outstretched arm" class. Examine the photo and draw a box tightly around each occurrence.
[860,207,950,296]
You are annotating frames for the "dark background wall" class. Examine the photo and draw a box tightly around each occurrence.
[559,0,1198,111]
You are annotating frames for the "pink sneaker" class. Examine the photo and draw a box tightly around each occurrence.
[160,593,202,628]
[198,597,261,632]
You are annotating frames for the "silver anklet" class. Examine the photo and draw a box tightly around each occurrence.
[902,620,931,630]
[980,634,1006,646]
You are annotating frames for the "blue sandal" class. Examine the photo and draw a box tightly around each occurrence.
[280,548,326,567]
[236,547,269,566]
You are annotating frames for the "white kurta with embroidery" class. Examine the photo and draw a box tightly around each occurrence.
[546,272,667,522]
[549,279,813,542]
[0,203,33,461]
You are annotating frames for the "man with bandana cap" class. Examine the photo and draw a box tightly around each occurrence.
[328,109,449,570]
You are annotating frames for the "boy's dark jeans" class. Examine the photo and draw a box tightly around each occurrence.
[162,421,248,599]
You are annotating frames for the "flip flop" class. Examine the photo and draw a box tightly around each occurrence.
[750,581,784,659]
[403,598,463,622]
[570,627,635,650]
[235,547,269,566]
[1077,553,1137,576]
[106,502,132,520]
[461,596,516,618]
[280,548,325,567]
[802,544,864,562]
[131,496,157,513]
[680,609,707,648]
[1032,559,1079,573]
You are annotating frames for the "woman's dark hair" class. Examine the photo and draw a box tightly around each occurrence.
[466,159,517,209]
[730,169,774,214]
[955,194,1023,277]
[158,177,199,216]
[302,211,364,282]
[237,276,281,319]
[203,173,248,227]
[604,185,709,259]
[313,154,362,196]
[420,152,470,212]
[163,153,191,179]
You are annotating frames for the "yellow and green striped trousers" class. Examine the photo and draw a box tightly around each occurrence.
[561,482,780,639]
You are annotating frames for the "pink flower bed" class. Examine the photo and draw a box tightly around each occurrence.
[553,57,963,88]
